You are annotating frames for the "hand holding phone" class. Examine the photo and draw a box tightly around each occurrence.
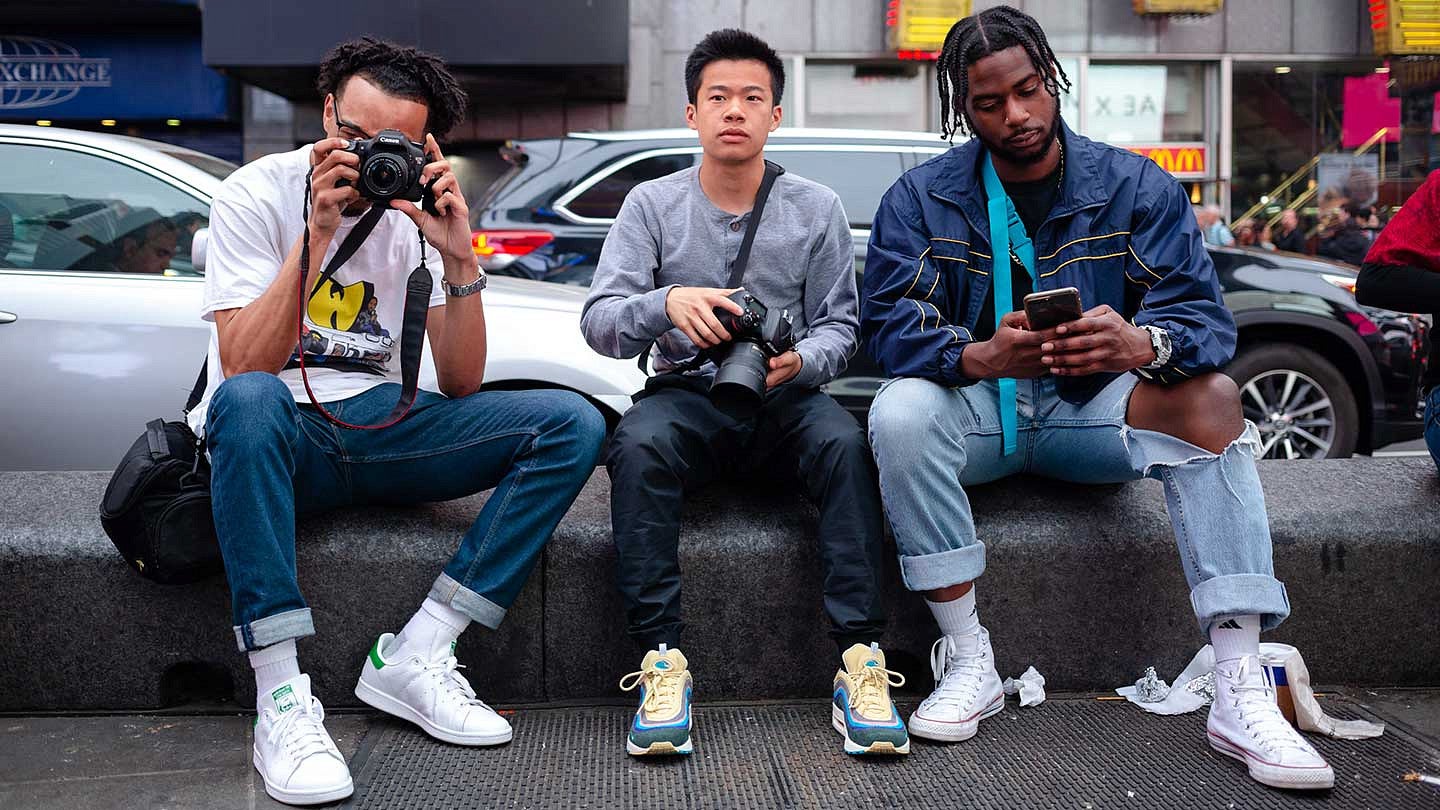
[1023,287,1083,331]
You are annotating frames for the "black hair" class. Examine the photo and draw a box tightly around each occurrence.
[684,29,785,105]
[316,37,468,137]
[935,5,1070,140]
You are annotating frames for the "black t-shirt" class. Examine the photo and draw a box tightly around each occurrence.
[972,163,1061,341]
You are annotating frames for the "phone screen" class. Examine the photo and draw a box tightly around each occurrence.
[1024,289,1083,331]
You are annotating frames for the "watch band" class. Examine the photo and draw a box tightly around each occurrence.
[1139,325,1172,370]
[444,269,487,297]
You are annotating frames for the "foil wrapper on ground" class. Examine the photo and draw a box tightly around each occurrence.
[1133,666,1171,703]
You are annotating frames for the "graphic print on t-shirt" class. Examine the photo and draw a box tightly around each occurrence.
[291,275,394,373]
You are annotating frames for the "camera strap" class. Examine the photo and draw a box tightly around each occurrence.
[637,159,785,376]
[293,167,434,430]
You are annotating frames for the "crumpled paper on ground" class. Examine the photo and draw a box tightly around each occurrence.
[1002,665,1046,707]
[1115,644,1385,740]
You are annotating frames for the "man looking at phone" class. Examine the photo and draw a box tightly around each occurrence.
[862,5,1331,791]
[193,38,605,804]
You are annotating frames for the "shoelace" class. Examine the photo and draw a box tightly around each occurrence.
[266,697,335,762]
[1226,656,1312,755]
[619,666,684,716]
[424,655,488,710]
[926,634,987,710]
[851,663,905,718]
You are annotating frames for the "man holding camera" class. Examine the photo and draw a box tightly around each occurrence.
[191,38,604,805]
[862,6,1332,791]
[582,29,904,757]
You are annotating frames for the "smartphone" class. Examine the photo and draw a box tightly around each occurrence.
[1023,287,1083,331]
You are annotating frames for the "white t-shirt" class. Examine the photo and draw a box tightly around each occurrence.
[188,145,445,436]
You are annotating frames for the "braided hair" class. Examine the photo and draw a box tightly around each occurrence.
[316,37,469,138]
[935,5,1070,140]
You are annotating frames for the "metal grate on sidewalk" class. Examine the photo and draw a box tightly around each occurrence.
[342,697,1437,810]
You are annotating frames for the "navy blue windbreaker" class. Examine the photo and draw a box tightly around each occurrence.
[862,122,1235,404]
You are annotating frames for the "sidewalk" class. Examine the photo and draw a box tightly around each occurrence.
[2,689,1437,809]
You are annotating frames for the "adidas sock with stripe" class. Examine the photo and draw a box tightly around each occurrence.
[249,638,300,701]
[1209,614,1260,663]
[392,597,472,660]
[927,587,980,638]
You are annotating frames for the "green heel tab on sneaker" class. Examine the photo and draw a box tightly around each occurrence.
[368,638,387,670]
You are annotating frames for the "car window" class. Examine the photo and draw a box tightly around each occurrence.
[565,152,699,220]
[0,143,210,277]
[765,150,906,230]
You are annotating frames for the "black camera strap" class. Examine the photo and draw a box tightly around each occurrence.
[637,159,785,376]
[293,168,433,430]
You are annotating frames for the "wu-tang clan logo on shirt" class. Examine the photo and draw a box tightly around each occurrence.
[309,278,376,332]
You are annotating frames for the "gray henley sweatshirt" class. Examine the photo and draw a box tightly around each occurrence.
[579,166,858,389]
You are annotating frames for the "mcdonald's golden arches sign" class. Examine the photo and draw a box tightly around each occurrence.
[1126,143,1209,179]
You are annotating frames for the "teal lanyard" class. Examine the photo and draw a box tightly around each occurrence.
[980,151,1037,457]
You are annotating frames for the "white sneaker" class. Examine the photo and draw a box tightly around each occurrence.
[907,628,1005,742]
[354,633,513,746]
[252,674,353,806]
[1207,655,1335,790]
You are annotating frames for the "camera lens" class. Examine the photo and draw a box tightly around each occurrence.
[363,154,407,198]
[710,340,768,418]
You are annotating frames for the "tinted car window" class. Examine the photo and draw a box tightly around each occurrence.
[766,150,905,229]
[0,144,210,275]
[566,153,699,220]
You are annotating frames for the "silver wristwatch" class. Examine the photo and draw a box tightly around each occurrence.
[1139,324,1172,370]
[444,269,487,297]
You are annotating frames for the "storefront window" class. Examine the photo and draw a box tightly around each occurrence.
[805,62,930,131]
[1085,62,1207,144]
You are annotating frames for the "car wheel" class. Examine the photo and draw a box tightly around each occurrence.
[1225,344,1359,460]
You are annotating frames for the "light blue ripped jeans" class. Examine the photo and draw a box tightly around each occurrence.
[867,374,1290,634]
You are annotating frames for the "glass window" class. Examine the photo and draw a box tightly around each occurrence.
[565,153,699,220]
[806,62,929,132]
[1086,62,1207,144]
[767,150,907,229]
[0,144,210,276]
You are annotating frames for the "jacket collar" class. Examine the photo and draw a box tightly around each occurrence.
[927,119,1110,246]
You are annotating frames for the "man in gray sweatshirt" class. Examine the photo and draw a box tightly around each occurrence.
[580,29,905,758]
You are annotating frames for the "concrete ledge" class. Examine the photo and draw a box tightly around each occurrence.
[1,459,1438,712]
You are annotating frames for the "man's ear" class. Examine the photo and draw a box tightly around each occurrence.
[322,93,337,136]
[769,104,783,132]
[685,103,697,131]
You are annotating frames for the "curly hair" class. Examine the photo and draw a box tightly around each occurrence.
[936,5,1070,140]
[316,37,468,137]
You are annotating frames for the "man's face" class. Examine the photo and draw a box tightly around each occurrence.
[1280,210,1298,230]
[965,46,1059,166]
[686,59,782,164]
[122,225,176,275]
[324,76,429,213]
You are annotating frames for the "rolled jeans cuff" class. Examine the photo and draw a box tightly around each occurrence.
[430,572,507,630]
[234,607,314,652]
[899,541,987,592]
[1190,573,1291,634]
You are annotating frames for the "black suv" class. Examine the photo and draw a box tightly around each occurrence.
[471,128,1428,459]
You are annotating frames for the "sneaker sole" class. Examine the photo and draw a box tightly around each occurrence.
[627,737,693,756]
[252,748,354,806]
[355,677,513,747]
[830,704,910,755]
[1207,732,1335,790]
[907,694,1004,743]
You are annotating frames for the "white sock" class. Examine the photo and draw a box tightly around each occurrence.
[927,587,979,638]
[249,639,300,700]
[391,597,472,660]
[1210,614,1261,664]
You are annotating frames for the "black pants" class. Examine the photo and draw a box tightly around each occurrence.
[605,374,887,653]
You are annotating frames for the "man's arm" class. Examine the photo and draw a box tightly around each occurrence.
[786,196,857,388]
[213,138,359,376]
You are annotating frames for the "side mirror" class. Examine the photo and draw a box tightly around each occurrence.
[191,227,209,273]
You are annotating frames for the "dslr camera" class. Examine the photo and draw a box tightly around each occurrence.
[339,129,435,211]
[703,290,796,413]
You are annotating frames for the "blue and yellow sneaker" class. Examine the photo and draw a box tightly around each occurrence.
[832,643,910,755]
[618,644,692,756]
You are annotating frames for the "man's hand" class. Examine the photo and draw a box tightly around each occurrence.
[1040,304,1155,376]
[960,311,1053,379]
[665,286,744,349]
[308,138,361,238]
[765,350,803,389]
[390,134,474,267]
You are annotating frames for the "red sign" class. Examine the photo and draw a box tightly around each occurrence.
[1126,144,1209,178]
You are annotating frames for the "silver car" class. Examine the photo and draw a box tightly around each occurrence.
[0,125,642,471]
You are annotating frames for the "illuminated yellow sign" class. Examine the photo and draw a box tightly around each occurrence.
[1127,144,1209,179]
[1371,0,1440,56]
[886,0,972,53]
[1132,0,1223,12]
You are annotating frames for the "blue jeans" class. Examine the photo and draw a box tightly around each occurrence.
[1425,388,1440,472]
[206,373,606,652]
[867,374,1291,634]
